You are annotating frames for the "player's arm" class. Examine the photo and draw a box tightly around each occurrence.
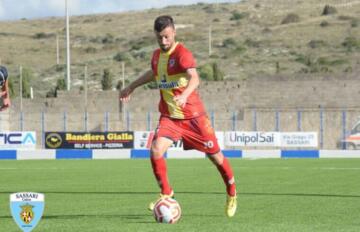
[173,68,199,107]
[119,69,155,102]
[0,79,10,111]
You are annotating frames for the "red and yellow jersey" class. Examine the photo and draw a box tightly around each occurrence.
[151,42,206,119]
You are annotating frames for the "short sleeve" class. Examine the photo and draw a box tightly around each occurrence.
[179,50,196,70]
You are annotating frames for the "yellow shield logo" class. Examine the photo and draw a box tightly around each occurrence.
[20,204,34,224]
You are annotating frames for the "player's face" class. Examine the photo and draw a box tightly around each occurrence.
[155,26,176,52]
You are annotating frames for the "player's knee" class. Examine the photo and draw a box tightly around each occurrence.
[150,143,165,158]
[207,152,224,165]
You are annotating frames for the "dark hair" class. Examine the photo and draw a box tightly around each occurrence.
[0,66,8,86]
[154,15,175,32]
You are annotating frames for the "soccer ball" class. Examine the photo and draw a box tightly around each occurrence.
[153,197,181,224]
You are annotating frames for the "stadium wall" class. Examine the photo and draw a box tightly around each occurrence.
[5,76,360,149]
[4,108,360,149]
[1,149,360,160]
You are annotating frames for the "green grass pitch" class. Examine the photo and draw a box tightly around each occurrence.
[1,158,360,231]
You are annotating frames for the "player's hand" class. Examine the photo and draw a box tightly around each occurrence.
[119,86,133,103]
[173,94,188,108]
[0,97,10,111]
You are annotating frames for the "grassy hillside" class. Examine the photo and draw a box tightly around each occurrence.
[0,0,359,97]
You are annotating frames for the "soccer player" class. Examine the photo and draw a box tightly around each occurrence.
[0,66,11,111]
[119,15,237,217]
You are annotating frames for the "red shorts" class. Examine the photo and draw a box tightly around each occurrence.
[153,115,220,154]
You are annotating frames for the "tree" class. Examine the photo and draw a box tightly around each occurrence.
[199,62,224,81]
[199,63,214,81]
[212,62,224,81]
[322,5,337,15]
[56,78,66,91]
[8,77,15,98]
[20,68,32,98]
[101,69,113,90]
[46,78,66,98]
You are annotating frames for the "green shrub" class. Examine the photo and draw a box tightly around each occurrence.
[113,52,133,62]
[317,57,347,66]
[131,50,147,59]
[198,62,224,81]
[101,69,113,90]
[47,78,66,98]
[235,45,247,53]
[244,38,261,48]
[338,15,354,21]
[8,77,15,98]
[116,79,130,90]
[308,40,326,49]
[129,36,153,51]
[33,32,54,39]
[342,36,360,51]
[84,46,97,53]
[344,66,353,73]
[320,21,329,27]
[275,61,280,74]
[203,5,215,14]
[295,54,313,66]
[20,68,33,98]
[199,63,214,81]
[102,33,114,44]
[46,88,56,98]
[212,62,224,81]
[56,78,66,91]
[295,54,347,73]
[83,17,98,23]
[322,5,337,15]
[55,64,65,72]
[351,19,358,27]
[222,38,237,48]
[89,36,103,43]
[230,11,248,21]
[281,13,300,24]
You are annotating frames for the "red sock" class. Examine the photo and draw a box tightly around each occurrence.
[216,157,236,196]
[150,156,172,195]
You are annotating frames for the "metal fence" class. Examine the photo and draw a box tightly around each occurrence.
[5,108,360,149]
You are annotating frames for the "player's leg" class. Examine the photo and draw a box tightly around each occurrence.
[150,136,174,196]
[207,152,236,197]
[181,115,236,196]
[148,137,174,211]
[149,116,182,211]
[207,151,237,217]
[181,115,237,217]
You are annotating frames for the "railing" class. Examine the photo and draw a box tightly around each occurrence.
[3,108,360,149]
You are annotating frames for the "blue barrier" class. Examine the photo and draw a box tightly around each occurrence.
[281,150,319,158]
[0,149,359,160]
[130,149,168,159]
[56,149,93,159]
[223,150,242,158]
[0,150,17,160]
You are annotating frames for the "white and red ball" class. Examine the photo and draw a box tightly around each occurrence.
[153,197,181,224]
